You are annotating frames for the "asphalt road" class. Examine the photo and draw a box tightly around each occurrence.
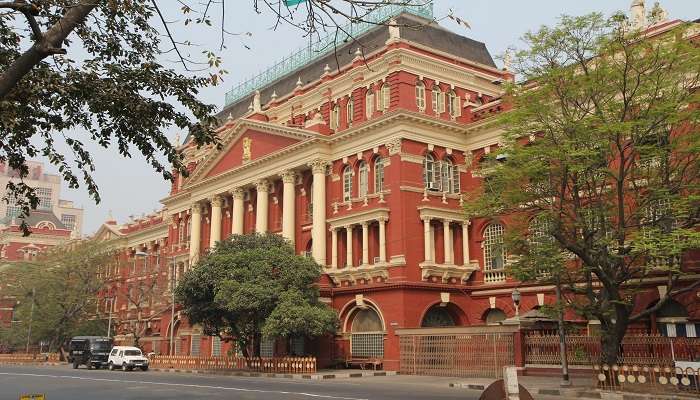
[0,364,478,400]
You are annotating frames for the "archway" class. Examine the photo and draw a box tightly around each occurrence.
[653,299,691,337]
[484,308,507,325]
[348,307,384,358]
[421,305,456,328]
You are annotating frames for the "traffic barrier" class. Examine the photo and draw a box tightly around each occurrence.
[148,355,316,373]
[0,353,60,364]
[595,363,700,395]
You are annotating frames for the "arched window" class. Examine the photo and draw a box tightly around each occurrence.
[343,166,353,202]
[358,161,368,198]
[421,306,456,327]
[415,81,426,110]
[483,223,505,271]
[380,83,390,110]
[529,214,552,244]
[374,157,384,193]
[485,308,507,325]
[330,104,339,130]
[432,85,444,113]
[349,307,384,357]
[365,89,374,119]
[440,159,460,194]
[448,90,460,117]
[423,154,439,190]
[346,97,354,125]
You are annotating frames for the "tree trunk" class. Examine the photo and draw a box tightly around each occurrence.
[600,331,621,365]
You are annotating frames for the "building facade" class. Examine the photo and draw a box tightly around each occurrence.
[100,4,700,368]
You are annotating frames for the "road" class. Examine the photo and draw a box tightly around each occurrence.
[0,364,478,400]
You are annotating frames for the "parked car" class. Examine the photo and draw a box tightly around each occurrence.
[107,346,149,371]
[67,336,113,369]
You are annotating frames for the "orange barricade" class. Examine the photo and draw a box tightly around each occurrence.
[148,355,316,373]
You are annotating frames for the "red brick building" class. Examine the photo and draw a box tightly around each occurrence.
[99,4,700,369]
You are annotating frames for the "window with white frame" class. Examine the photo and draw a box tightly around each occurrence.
[415,81,425,110]
[483,223,505,271]
[178,220,185,244]
[358,161,368,198]
[260,337,275,357]
[440,159,460,194]
[346,97,354,125]
[423,154,439,191]
[5,205,21,217]
[35,187,52,210]
[380,83,390,110]
[432,86,444,113]
[374,157,384,193]
[448,90,460,117]
[211,336,222,356]
[330,104,339,130]
[365,89,374,119]
[343,166,353,202]
[61,214,76,231]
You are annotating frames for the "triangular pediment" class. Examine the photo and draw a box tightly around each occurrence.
[186,120,316,184]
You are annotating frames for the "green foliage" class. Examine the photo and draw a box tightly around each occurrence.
[0,240,115,352]
[176,233,337,356]
[465,13,700,363]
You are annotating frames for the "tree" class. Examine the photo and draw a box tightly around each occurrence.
[465,13,700,364]
[176,233,337,357]
[0,240,116,352]
[0,0,426,234]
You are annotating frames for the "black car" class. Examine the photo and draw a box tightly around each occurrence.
[67,336,113,369]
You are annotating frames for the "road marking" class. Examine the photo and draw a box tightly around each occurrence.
[0,372,369,400]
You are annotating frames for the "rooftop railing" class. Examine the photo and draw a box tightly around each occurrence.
[224,1,434,106]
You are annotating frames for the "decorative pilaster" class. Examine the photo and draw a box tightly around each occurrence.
[189,203,202,263]
[231,188,245,235]
[331,228,338,269]
[443,219,453,265]
[361,222,369,266]
[309,159,328,265]
[423,217,432,263]
[462,221,470,266]
[255,179,269,233]
[281,170,297,243]
[345,225,354,268]
[209,195,223,248]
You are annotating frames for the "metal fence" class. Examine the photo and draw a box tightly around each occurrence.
[525,334,700,366]
[596,364,700,395]
[149,355,316,374]
[399,333,514,378]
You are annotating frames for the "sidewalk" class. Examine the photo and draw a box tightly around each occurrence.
[149,366,398,380]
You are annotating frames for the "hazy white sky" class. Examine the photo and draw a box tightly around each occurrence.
[43,0,698,235]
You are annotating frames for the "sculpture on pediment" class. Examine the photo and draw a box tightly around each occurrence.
[242,137,252,163]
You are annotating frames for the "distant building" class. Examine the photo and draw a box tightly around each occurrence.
[0,160,84,261]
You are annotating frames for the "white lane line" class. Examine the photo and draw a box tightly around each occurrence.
[0,372,369,400]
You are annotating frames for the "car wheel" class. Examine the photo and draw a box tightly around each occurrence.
[108,362,114,371]
[122,363,128,371]
[141,366,148,371]
[87,359,93,370]
[72,361,79,369]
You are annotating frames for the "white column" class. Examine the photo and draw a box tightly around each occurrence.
[378,218,387,264]
[346,225,354,267]
[281,170,297,243]
[443,219,453,265]
[189,203,202,263]
[231,188,244,235]
[255,179,269,233]
[423,218,432,263]
[310,160,328,265]
[331,228,338,269]
[209,195,223,248]
[361,222,369,266]
[462,221,470,266]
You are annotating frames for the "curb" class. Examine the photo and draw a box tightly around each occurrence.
[0,362,61,367]
[450,382,699,400]
[150,368,397,380]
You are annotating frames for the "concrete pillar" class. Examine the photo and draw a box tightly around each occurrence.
[346,225,353,267]
[378,218,387,263]
[209,195,223,248]
[462,221,470,266]
[361,222,369,265]
[189,203,202,263]
[255,179,269,233]
[331,228,338,269]
[443,219,453,265]
[310,160,328,265]
[231,188,244,235]
[281,170,297,243]
[423,217,432,263]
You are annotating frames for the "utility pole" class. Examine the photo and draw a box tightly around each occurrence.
[170,260,176,355]
[26,287,35,353]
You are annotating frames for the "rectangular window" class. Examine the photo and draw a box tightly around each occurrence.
[61,214,76,230]
[212,336,222,356]
[260,337,275,357]
[191,334,201,356]
[365,92,374,119]
[351,333,384,357]
[35,187,52,210]
[5,205,21,217]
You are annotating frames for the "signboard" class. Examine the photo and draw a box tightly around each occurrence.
[20,395,45,400]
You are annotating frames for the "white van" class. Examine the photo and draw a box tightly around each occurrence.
[107,346,149,371]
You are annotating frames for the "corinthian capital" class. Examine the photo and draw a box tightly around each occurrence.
[256,179,270,193]
[280,170,297,184]
[231,187,245,200]
[191,202,203,214]
[309,159,330,174]
[211,195,224,208]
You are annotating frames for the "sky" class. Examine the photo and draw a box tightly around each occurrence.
[40,0,698,236]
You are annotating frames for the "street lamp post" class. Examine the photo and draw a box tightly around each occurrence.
[26,287,35,353]
[511,288,521,318]
[555,277,571,387]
